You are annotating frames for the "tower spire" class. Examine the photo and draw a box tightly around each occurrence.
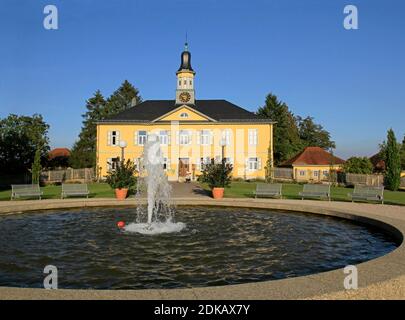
[175,42,195,105]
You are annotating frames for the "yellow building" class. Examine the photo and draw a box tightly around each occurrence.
[281,147,345,182]
[96,43,274,181]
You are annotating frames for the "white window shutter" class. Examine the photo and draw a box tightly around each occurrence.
[209,130,214,145]
[245,158,249,169]
[134,131,138,145]
[176,131,179,145]
[255,129,258,145]
[107,131,112,146]
[258,158,262,170]
[196,130,200,145]
[168,131,171,145]
[116,131,120,145]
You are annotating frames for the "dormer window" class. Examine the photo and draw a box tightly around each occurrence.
[180,112,189,118]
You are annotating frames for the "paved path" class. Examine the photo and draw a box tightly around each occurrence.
[169,182,210,198]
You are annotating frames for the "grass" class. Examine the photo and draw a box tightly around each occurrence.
[1,181,404,206]
[0,183,115,201]
[200,181,405,206]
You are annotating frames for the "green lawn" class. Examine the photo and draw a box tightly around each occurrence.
[201,182,405,206]
[1,182,405,206]
[0,183,115,201]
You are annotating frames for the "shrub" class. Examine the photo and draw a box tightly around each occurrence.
[200,160,233,189]
[105,159,137,190]
[343,157,373,174]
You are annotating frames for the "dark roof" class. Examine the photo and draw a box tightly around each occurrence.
[281,146,345,166]
[99,100,271,123]
[370,153,385,171]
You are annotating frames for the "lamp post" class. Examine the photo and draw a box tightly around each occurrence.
[220,138,226,163]
[119,140,127,162]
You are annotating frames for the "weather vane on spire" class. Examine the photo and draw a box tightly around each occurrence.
[185,32,188,50]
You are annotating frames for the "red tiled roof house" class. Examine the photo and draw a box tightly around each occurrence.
[281,146,345,182]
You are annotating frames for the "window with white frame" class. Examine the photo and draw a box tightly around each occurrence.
[299,170,306,176]
[200,130,211,145]
[180,112,189,118]
[248,157,260,170]
[222,129,231,146]
[138,131,147,145]
[248,129,258,145]
[134,157,144,172]
[159,130,169,145]
[200,157,211,170]
[107,158,119,171]
[108,130,120,146]
[162,157,170,171]
[179,130,191,145]
[313,171,319,177]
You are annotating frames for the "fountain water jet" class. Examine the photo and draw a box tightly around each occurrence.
[124,134,185,235]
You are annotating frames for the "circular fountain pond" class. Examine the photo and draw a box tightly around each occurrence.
[0,206,398,289]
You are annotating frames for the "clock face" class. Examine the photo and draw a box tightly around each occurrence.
[179,92,191,103]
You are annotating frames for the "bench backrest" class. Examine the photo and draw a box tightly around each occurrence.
[256,183,282,193]
[11,184,40,193]
[354,185,384,197]
[62,183,88,192]
[302,184,330,194]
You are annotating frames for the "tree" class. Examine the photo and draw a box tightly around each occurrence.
[104,80,142,116]
[384,129,401,191]
[70,81,142,169]
[0,114,49,174]
[69,90,106,168]
[401,135,405,171]
[257,93,301,165]
[343,157,373,174]
[31,148,42,183]
[296,116,336,149]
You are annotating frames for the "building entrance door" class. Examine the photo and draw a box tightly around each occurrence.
[178,158,190,179]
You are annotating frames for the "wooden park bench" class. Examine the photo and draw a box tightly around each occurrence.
[254,183,283,198]
[61,183,89,199]
[11,184,43,200]
[299,184,331,201]
[348,185,384,204]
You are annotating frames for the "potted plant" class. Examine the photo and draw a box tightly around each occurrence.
[105,159,137,200]
[200,159,233,199]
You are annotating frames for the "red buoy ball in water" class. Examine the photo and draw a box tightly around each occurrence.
[117,221,125,229]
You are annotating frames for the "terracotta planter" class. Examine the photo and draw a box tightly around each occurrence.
[212,187,224,199]
[115,188,128,200]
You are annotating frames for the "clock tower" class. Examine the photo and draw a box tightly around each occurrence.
[175,43,195,105]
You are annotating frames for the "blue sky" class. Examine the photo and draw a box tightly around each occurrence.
[0,0,404,159]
